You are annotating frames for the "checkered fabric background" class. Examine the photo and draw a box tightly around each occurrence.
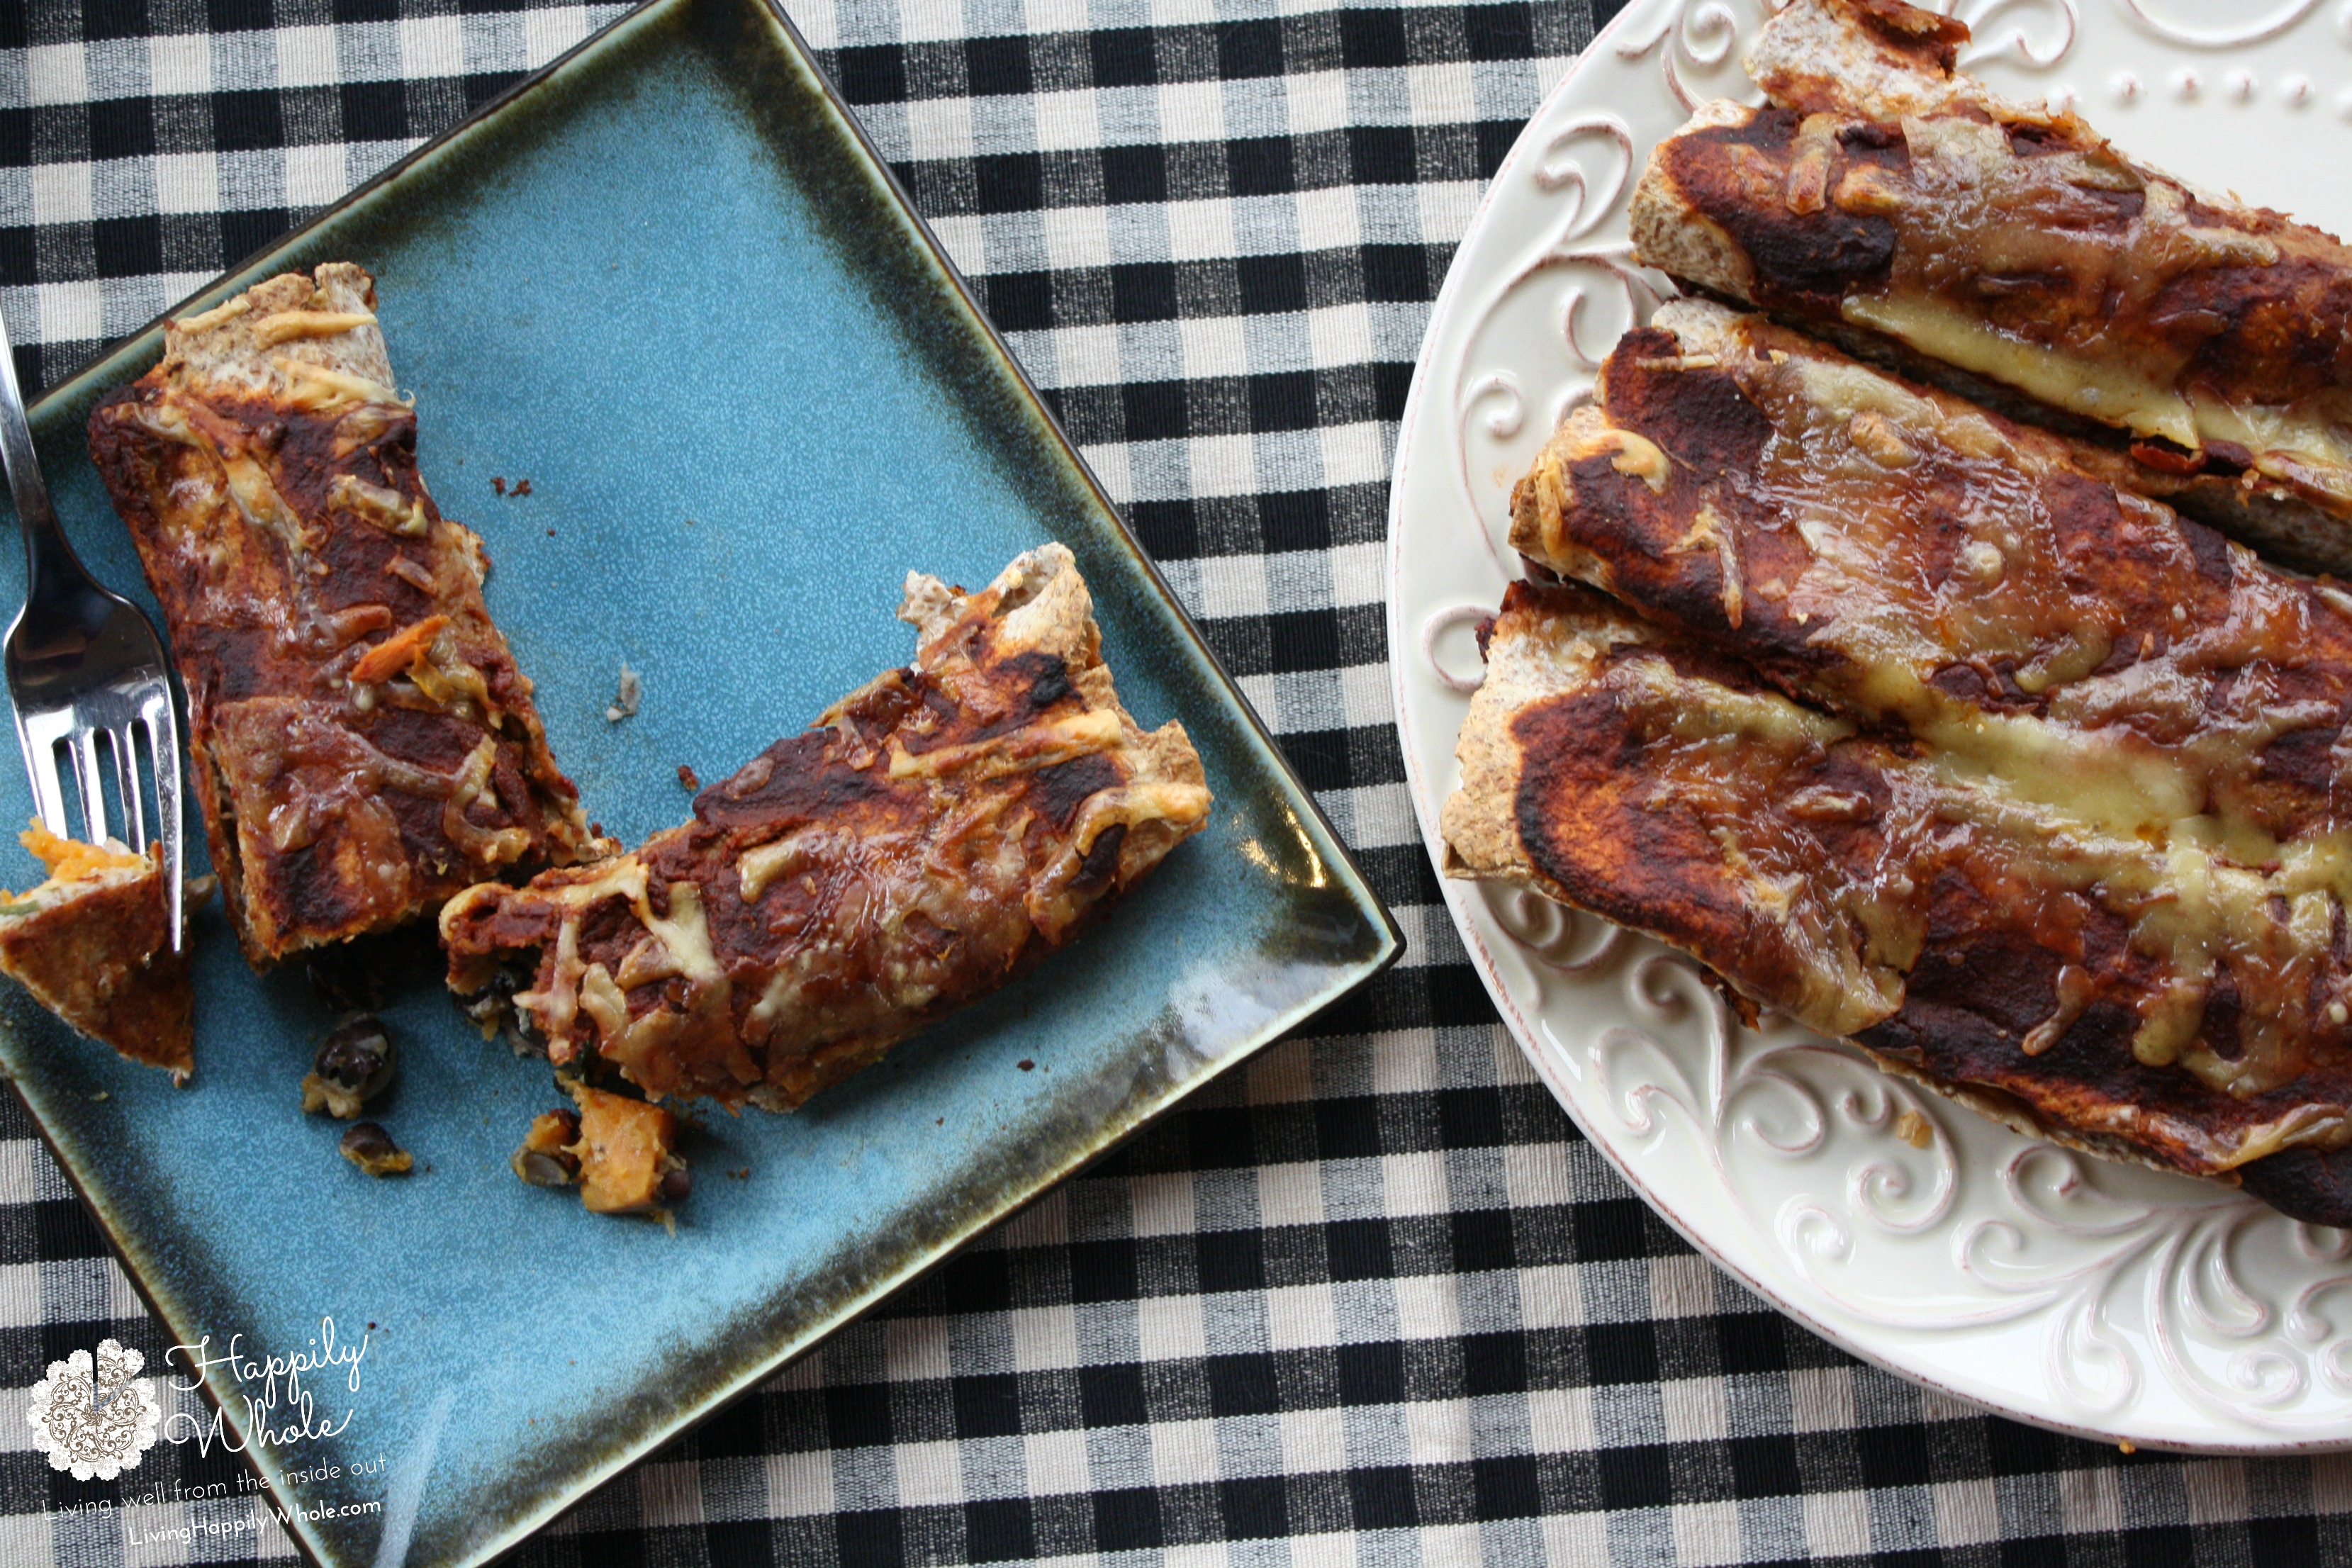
[5,0,2352,1564]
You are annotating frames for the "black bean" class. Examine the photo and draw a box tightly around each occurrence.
[340,1123,412,1177]
[315,1015,396,1102]
[515,1151,575,1187]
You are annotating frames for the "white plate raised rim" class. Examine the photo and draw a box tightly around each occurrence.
[1387,0,2352,1454]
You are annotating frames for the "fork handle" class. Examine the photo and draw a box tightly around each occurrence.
[0,304,90,602]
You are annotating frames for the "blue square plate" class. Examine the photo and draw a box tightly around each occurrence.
[1,1,1399,1560]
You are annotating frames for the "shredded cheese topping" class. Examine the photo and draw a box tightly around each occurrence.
[0,821,147,905]
[274,357,406,410]
[253,310,378,347]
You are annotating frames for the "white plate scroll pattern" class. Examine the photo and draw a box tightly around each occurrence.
[1387,0,2352,1450]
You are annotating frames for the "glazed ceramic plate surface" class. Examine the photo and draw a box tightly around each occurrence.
[1389,0,2352,1453]
[3,1,1398,1560]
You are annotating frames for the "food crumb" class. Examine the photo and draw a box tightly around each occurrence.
[547,527,556,537]
[728,1167,750,1181]
[491,476,506,495]
[2119,1440,2137,1455]
[678,764,700,791]
[88,1090,108,1102]
[1893,1108,1932,1149]
[605,662,642,723]
[1017,1059,1035,1071]
[510,478,532,498]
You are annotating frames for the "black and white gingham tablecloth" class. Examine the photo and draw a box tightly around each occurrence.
[4,0,2352,1562]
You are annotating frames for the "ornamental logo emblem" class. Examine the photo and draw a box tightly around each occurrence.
[26,1338,164,1480]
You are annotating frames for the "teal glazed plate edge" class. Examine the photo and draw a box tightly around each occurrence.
[2,1,1402,1563]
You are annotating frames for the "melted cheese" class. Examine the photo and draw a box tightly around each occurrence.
[559,860,651,909]
[274,357,405,410]
[1523,442,1577,564]
[516,917,586,1058]
[1841,293,2202,449]
[577,963,630,1041]
[1845,288,2352,491]
[1613,658,1907,1036]
[145,392,318,561]
[329,473,429,536]
[172,296,252,335]
[253,310,377,347]
[384,556,437,595]
[407,635,498,724]
[119,402,200,447]
[442,737,531,867]
[1575,425,1672,493]
[2185,391,2352,500]
[511,856,734,1065]
[737,836,810,902]
[1667,503,1743,628]
[2022,965,2096,1055]
[1613,642,2351,1118]
[641,882,722,985]
[1844,410,1917,469]
[1624,657,1854,751]
[887,709,1124,780]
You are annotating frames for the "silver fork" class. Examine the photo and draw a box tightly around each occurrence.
[0,305,184,950]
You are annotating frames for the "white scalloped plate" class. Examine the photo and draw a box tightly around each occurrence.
[1388,0,2352,1452]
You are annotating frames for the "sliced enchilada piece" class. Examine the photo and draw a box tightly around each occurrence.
[1443,581,2352,1224]
[86,264,600,964]
[440,544,1212,1111]
[1628,0,2352,571]
[0,824,192,1081]
[1512,300,2352,848]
